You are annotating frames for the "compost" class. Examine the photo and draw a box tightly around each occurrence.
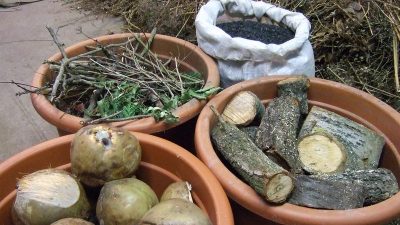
[217,21,295,45]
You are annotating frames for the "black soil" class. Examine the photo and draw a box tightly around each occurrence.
[217,20,295,45]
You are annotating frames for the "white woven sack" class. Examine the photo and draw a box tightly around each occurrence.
[195,0,315,87]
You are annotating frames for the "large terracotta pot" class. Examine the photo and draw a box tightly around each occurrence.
[0,133,233,225]
[31,33,219,150]
[195,76,400,225]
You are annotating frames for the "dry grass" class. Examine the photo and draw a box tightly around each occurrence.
[67,0,205,43]
[267,0,400,111]
[66,0,400,111]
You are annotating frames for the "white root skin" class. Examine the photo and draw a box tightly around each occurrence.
[13,169,90,225]
[16,172,80,208]
[298,133,346,174]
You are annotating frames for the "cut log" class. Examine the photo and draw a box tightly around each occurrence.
[277,76,310,115]
[239,126,258,143]
[313,168,399,205]
[289,175,365,210]
[298,132,347,174]
[211,109,294,203]
[299,106,385,170]
[265,152,291,171]
[239,126,291,170]
[255,96,303,174]
[221,91,265,126]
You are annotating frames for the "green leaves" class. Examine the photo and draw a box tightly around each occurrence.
[145,106,179,124]
[180,86,222,102]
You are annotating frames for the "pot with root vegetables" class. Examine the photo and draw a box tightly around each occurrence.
[195,75,400,225]
[0,126,233,225]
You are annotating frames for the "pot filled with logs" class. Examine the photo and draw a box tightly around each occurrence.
[195,75,400,225]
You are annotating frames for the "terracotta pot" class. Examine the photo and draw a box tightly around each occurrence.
[195,76,400,225]
[31,33,219,150]
[0,133,233,225]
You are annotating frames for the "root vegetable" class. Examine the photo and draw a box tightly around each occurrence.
[298,132,347,174]
[160,181,193,202]
[51,218,94,225]
[221,91,264,126]
[71,124,142,187]
[96,178,158,225]
[139,199,212,225]
[12,169,90,225]
[211,107,294,203]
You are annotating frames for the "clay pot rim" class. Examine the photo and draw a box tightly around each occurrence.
[195,75,400,225]
[0,132,233,225]
[31,33,219,134]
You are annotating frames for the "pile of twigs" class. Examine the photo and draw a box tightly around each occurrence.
[40,27,219,125]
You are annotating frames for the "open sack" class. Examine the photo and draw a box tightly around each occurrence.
[195,0,315,87]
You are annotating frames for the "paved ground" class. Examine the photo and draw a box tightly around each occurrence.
[0,0,123,162]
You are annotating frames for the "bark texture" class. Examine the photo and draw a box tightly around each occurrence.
[277,76,310,115]
[289,175,365,209]
[212,117,294,203]
[313,168,399,205]
[255,96,302,174]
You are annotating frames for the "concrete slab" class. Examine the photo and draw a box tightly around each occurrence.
[0,0,124,162]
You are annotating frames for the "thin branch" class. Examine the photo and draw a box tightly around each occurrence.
[393,31,400,92]
[46,26,68,59]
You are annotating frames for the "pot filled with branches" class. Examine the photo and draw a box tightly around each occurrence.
[30,28,219,150]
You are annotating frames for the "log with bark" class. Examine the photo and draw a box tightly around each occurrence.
[255,96,303,174]
[221,91,265,126]
[289,175,365,210]
[299,106,385,170]
[239,126,291,170]
[313,168,399,205]
[211,106,294,203]
[239,126,258,143]
[277,76,310,115]
[297,132,347,174]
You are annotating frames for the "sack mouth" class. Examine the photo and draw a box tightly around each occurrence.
[195,0,312,61]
